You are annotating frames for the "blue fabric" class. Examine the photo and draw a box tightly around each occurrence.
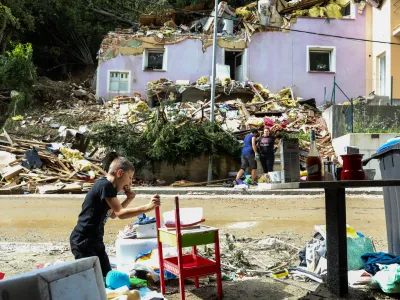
[132,214,156,225]
[106,270,130,290]
[361,252,400,275]
[242,134,255,155]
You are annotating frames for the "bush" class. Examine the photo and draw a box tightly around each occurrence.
[90,112,242,171]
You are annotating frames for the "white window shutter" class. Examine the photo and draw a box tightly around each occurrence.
[142,49,148,71]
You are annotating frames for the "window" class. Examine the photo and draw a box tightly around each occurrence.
[378,53,387,96]
[307,46,336,73]
[143,48,167,71]
[108,71,130,93]
[341,1,356,19]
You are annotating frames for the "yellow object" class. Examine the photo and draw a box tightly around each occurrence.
[309,5,326,17]
[133,101,149,113]
[300,170,307,177]
[271,269,289,278]
[236,7,251,18]
[110,290,141,300]
[12,115,24,121]
[336,0,350,7]
[60,147,84,161]
[196,76,208,85]
[326,0,343,18]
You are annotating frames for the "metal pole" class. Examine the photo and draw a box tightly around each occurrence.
[324,87,327,105]
[391,76,393,105]
[350,98,354,133]
[207,0,219,182]
[333,76,336,104]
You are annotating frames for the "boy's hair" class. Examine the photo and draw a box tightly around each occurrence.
[108,157,135,175]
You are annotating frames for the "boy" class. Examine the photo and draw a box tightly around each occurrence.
[70,157,160,277]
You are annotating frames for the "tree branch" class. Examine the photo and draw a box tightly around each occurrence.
[0,14,8,47]
[89,7,135,25]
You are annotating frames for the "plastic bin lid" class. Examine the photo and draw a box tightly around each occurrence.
[376,137,400,153]
[363,142,400,166]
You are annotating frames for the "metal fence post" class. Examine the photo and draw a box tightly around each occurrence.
[350,98,354,133]
[391,76,393,105]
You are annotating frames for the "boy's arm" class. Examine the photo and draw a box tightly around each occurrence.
[105,194,160,220]
[110,189,136,219]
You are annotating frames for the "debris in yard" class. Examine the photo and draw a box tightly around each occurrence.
[0,132,107,194]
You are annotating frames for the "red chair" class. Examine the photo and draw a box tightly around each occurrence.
[155,196,223,300]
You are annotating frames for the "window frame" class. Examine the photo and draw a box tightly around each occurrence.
[142,47,168,72]
[307,46,337,73]
[107,70,131,94]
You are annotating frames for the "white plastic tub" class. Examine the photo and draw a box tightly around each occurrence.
[163,207,203,226]
[136,223,157,239]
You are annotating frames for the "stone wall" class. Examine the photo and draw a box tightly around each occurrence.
[138,154,240,183]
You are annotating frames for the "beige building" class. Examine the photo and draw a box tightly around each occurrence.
[367,0,400,102]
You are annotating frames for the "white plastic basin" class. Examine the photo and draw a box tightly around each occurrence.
[163,207,203,226]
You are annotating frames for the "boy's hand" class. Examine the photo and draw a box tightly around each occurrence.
[147,194,161,210]
[124,185,136,201]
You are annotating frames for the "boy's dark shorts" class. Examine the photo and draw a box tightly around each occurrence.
[70,230,111,278]
[241,154,257,170]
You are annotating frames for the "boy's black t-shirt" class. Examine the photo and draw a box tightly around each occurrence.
[73,177,117,241]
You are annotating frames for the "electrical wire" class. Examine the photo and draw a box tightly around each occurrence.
[138,0,400,46]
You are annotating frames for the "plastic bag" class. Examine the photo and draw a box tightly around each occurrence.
[347,237,375,270]
[373,264,400,293]
[326,0,343,18]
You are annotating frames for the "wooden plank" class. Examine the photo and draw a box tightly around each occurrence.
[91,163,107,176]
[55,156,71,173]
[237,99,251,121]
[1,165,25,181]
[3,129,15,147]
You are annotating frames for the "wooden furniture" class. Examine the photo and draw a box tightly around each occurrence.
[266,180,400,296]
[155,196,223,300]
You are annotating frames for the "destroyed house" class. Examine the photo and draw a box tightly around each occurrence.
[96,1,370,105]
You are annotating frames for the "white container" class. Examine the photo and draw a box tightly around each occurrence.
[116,238,158,270]
[269,171,282,183]
[0,257,106,300]
[163,207,203,226]
[136,223,157,239]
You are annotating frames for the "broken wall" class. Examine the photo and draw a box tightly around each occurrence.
[97,8,367,105]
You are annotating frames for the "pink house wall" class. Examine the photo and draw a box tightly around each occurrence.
[97,11,367,105]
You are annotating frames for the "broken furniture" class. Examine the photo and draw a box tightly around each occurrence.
[155,197,223,300]
[266,180,400,297]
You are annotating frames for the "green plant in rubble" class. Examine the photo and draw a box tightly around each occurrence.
[90,106,242,171]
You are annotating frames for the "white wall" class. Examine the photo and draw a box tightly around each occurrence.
[372,0,391,96]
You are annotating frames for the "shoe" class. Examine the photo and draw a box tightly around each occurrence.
[250,181,258,186]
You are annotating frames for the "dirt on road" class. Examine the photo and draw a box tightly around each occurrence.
[0,194,391,300]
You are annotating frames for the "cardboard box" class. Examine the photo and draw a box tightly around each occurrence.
[280,138,300,183]
[344,146,359,154]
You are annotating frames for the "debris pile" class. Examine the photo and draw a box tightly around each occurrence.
[145,76,335,163]
[0,130,107,194]
[98,0,376,62]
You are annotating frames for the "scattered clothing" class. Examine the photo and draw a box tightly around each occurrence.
[133,214,156,225]
[373,264,400,293]
[361,252,400,275]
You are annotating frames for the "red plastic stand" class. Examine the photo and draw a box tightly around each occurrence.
[156,196,223,300]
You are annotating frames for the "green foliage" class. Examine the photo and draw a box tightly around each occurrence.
[0,43,36,91]
[91,111,242,171]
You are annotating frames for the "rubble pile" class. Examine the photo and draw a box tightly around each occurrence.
[98,0,376,62]
[145,76,335,162]
[0,131,107,194]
